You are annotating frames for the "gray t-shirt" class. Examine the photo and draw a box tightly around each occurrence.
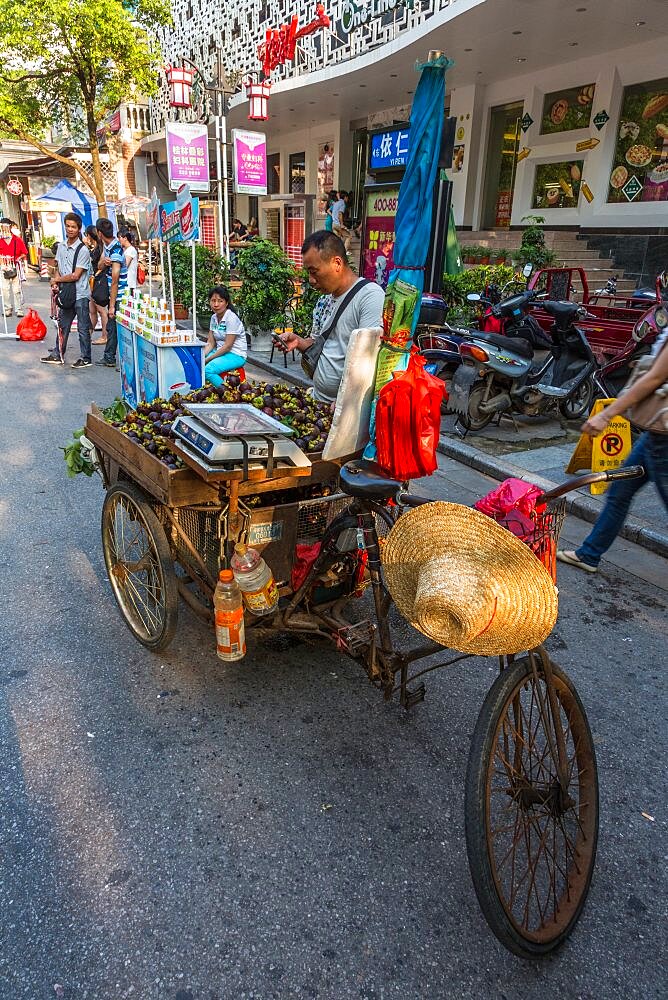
[55,238,91,301]
[312,279,385,403]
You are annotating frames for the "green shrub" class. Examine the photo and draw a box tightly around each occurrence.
[235,240,296,332]
[170,243,230,315]
[441,264,520,323]
[513,216,556,269]
[291,270,322,338]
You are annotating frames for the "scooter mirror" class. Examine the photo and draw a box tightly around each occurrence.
[467,293,481,303]
[523,263,534,278]
[659,270,668,291]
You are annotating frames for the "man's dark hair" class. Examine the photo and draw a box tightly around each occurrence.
[301,230,348,261]
[96,218,114,239]
[63,212,83,230]
[118,228,136,245]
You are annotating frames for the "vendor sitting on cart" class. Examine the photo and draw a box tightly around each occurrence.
[204,285,247,386]
[276,231,385,404]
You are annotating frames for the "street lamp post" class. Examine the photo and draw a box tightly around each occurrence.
[169,54,233,262]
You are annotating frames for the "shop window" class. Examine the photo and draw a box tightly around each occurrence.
[540,84,595,134]
[532,161,583,210]
[607,77,668,204]
[289,152,306,194]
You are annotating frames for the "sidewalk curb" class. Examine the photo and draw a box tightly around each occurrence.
[437,437,668,560]
[243,351,668,559]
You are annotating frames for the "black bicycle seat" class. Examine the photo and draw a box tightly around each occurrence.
[339,460,403,500]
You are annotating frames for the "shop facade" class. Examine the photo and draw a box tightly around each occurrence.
[152,0,668,240]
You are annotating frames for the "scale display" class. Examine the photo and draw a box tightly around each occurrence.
[186,404,294,438]
[172,403,310,473]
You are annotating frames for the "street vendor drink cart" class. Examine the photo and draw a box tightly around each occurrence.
[83,398,643,959]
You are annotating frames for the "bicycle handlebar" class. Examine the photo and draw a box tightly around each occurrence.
[394,466,645,510]
[535,465,644,504]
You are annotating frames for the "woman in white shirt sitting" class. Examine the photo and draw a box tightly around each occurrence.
[205,285,247,385]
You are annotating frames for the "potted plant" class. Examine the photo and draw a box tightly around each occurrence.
[235,239,297,337]
[513,216,557,270]
[479,246,490,265]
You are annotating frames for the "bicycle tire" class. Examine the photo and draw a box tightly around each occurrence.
[465,655,598,958]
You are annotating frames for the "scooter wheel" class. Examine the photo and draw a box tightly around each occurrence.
[559,376,595,421]
[460,381,495,432]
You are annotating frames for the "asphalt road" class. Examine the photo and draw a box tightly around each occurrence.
[1,294,666,999]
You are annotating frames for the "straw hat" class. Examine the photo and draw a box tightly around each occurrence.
[381,502,558,656]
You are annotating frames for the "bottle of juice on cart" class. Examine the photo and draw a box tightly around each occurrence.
[231,543,279,616]
[214,569,246,661]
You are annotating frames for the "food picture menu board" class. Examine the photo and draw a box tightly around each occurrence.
[361,186,399,291]
[540,84,596,134]
[607,78,668,203]
[317,142,335,216]
[532,161,583,209]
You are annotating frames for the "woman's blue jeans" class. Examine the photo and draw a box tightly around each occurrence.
[576,431,668,566]
[205,351,246,387]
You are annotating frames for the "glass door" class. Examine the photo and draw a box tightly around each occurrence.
[482,102,524,229]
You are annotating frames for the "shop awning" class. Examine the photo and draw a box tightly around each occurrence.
[0,154,74,181]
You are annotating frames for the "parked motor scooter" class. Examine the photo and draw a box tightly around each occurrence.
[415,266,540,406]
[449,299,599,432]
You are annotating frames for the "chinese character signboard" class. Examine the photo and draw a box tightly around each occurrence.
[166,122,210,193]
[232,129,268,195]
[361,185,399,290]
[369,126,410,172]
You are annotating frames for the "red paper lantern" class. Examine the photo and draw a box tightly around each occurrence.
[246,80,271,121]
[166,66,194,108]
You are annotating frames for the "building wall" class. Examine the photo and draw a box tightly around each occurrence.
[456,36,668,229]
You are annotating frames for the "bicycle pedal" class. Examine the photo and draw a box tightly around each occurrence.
[335,620,375,656]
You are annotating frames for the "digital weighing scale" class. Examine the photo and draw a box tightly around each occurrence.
[172,404,312,477]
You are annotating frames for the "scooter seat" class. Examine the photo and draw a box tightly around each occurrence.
[476,332,534,358]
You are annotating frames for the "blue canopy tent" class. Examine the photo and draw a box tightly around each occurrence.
[38,179,117,231]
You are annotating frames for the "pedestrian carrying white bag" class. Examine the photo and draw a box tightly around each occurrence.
[322,326,383,461]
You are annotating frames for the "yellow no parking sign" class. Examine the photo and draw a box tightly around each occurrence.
[566,398,632,494]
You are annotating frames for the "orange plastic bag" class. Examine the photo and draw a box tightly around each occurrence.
[16,308,47,341]
[375,349,446,480]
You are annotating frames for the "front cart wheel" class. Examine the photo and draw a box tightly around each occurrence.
[101,482,178,650]
[464,654,598,958]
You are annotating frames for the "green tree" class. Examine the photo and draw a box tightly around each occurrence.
[0,0,170,216]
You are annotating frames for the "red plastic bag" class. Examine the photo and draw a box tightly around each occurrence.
[474,478,543,519]
[16,308,47,342]
[375,349,446,480]
[137,263,146,285]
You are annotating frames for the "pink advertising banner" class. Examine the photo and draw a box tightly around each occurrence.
[232,129,268,196]
[166,122,210,193]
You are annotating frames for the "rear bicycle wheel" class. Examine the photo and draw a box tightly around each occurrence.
[465,654,598,958]
[101,482,178,650]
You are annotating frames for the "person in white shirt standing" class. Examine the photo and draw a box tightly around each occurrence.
[119,229,138,290]
[205,285,247,385]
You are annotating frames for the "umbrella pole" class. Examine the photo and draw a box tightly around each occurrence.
[191,240,197,339]
[148,241,152,298]
[166,240,175,326]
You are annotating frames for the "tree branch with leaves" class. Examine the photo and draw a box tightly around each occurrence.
[0,0,170,215]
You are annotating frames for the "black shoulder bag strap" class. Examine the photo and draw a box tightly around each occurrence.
[301,279,370,380]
